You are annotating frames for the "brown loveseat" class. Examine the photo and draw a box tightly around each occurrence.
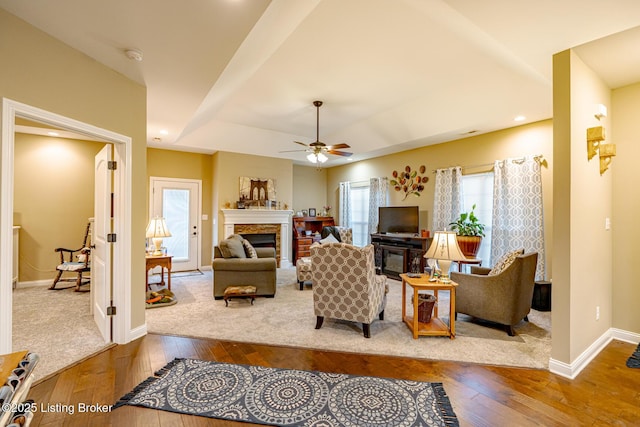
[450,252,538,336]
[212,245,277,299]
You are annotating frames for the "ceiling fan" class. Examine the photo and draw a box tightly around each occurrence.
[282,100,352,163]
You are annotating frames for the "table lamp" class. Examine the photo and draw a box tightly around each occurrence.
[424,231,466,283]
[146,216,171,256]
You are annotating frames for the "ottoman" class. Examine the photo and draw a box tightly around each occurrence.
[223,285,257,306]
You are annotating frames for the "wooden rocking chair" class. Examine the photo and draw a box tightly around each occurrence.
[49,222,91,292]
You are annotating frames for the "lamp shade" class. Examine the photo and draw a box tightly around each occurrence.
[146,217,171,238]
[424,231,466,261]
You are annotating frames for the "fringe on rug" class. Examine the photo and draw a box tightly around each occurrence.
[626,343,640,368]
[112,358,186,410]
[431,382,460,427]
[155,358,186,377]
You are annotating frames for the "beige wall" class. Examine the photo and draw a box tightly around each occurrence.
[292,165,328,215]
[13,134,105,282]
[212,152,293,248]
[552,50,616,364]
[1,9,147,330]
[147,148,213,266]
[326,120,554,273]
[612,81,640,333]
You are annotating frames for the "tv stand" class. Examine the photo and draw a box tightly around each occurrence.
[371,233,432,280]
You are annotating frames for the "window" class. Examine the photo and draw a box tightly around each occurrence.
[461,172,494,266]
[350,184,370,247]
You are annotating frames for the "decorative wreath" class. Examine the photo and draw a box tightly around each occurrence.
[390,165,429,200]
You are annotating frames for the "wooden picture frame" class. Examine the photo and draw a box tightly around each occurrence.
[308,208,316,217]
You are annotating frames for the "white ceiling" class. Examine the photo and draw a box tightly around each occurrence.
[3,0,640,165]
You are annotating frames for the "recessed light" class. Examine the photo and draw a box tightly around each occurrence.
[159,129,169,135]
[47,132,59,137]
[514,115,526,122]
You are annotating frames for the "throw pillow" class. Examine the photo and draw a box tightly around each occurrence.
[219,237,247,259]
[319,233,339,244]
[242,239,258,258]
[488,248,524,276]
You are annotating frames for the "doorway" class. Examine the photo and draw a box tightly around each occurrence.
[0,98,133,353]
[150,177,202,272]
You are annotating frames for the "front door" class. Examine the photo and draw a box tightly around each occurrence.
[93,144,112,342]
[150,177,201,272]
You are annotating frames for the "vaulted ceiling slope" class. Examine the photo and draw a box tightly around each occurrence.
[2,0,640,165]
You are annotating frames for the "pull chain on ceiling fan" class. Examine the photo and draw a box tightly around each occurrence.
[280,100,352,164]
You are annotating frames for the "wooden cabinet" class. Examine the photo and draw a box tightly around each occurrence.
[292,216,335,264]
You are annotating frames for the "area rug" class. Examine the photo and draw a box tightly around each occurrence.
[113,358,459,427]
[627,343,640,368]
[146,269,552,369]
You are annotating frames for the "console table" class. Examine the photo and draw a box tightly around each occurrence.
[371,233,432,280]
[146,255,172,290]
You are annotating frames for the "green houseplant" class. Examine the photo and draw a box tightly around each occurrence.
[449,204,485,258]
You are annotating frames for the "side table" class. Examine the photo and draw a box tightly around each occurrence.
[400,273,457,339]
[146,255,173,291]
[455,258,481,272]
[532,280,552,311]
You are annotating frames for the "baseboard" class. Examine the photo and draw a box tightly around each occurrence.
[128,324,147,342]
[16,279,51,289]
[611,328,640,344]
[549,327,639,379]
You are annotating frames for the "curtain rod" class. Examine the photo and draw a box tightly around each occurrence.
[432,154,545,173]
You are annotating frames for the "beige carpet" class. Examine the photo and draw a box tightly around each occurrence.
[146,269,551,369]
[12,284,111,382]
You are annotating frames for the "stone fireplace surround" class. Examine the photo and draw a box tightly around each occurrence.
[221,209,293,268]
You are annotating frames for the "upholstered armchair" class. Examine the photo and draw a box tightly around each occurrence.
[450,252,538,336]
[212,244,277,299]
[296,226,352,290]
[310,242,387,338]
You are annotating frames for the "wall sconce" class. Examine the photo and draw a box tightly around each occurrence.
[594,104,607,121]
[587,126,605,161]
[598,143,616,175]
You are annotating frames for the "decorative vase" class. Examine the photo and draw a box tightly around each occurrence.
[456,236,482,258]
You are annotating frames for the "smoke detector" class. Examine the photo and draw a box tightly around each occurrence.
[125,49,143,62]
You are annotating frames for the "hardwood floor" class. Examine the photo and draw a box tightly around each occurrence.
[27,334,639,426]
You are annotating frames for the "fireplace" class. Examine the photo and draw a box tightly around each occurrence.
[221,209,293,268]
[241,233,276,249]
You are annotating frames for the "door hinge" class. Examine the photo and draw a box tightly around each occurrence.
[107,233,117,243]
[108,161,117,170]
[107,306,116,316]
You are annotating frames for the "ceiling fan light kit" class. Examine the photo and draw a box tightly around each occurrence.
[286,100,353,165]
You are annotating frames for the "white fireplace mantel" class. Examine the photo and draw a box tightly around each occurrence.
[221,209,293,267]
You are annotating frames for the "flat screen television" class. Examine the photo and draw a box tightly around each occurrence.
[377,206,419,234]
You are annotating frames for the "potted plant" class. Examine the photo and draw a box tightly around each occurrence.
[449,204,485,258]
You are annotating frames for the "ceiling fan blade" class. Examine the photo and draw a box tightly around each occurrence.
[279,149,308,153]
[326,143,350,150]
[293,141,309,147]
[327,150,353,157]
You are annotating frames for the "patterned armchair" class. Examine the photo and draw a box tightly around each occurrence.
[310,242,387,338]
[296,226,352,290]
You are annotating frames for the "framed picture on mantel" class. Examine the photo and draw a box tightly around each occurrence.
[308,208,316,217]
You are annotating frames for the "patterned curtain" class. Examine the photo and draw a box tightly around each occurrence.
[338,181,352,228]
[367,177,389,242]
[432,167,462,232]
[492,156,545,280]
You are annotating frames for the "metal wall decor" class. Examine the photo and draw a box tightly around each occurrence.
[390,165,429,200]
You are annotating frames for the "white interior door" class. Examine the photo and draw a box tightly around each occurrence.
[93,145,112,342]
[150,177,201,272]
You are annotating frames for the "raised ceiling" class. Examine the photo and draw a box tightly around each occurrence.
[2,0,640,165]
